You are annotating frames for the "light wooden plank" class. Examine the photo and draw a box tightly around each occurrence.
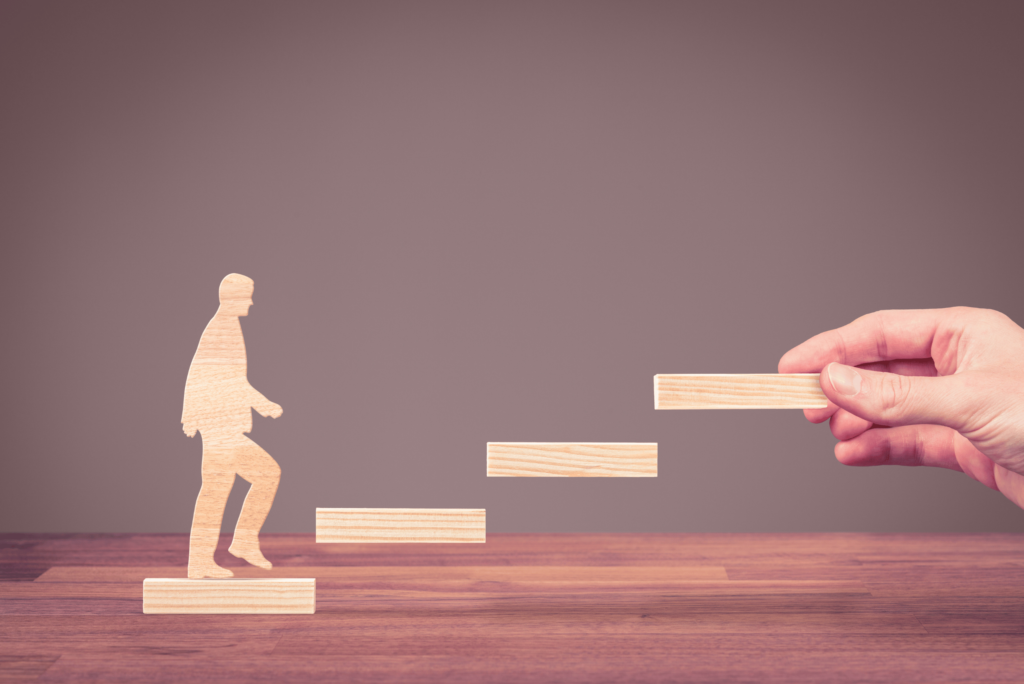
[316,509,486,543]
[655,373,827,409]
[142,578,315,614]
[487,443,657,477]
[37,565,728,583]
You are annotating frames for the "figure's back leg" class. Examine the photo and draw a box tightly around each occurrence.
[228,437,281,569]
[188,445,238,578]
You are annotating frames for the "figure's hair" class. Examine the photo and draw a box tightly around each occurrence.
[219,273,254,302]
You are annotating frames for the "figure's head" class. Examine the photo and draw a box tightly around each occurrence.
[218,273,254,316]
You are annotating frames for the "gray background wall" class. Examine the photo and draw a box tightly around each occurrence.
[2,0,1023,534]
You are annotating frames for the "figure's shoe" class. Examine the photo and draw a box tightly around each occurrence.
[188,561,234,579]
[228,540,273,570]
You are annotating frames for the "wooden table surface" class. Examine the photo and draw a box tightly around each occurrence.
[3,532,1024,682]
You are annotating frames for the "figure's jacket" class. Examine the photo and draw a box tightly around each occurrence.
[182,313,267,435]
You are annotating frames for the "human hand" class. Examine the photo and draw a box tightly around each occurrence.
[779,307,1024,509]
[183,422,198,438]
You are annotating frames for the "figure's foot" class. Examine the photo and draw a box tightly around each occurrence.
[188,561,234,579]
[228,540,273,570]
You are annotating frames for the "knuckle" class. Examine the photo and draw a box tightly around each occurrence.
[829,414,844,439]
[829,331,850,366]
[879,374,913,417]
[951,305,1003,326]
[875,432,896,465]
[874,312,892,360]
[979,307,1011,326]
[950,305,980,318]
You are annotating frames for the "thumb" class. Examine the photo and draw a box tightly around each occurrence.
[821,363,973,431]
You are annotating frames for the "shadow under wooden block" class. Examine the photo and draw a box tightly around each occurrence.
[316,509,486,543]
[142,578,316,614]
[487,443,658,477]
[655,374,828,409]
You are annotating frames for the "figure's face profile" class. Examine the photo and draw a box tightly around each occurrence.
[218,273,256,317]
[227,292,253,317]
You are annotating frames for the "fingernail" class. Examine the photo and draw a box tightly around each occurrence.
[827,363,862,397]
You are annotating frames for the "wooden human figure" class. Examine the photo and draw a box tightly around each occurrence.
[182,274,283,579]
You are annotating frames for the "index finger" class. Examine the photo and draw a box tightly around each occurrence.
[778,308,968,373]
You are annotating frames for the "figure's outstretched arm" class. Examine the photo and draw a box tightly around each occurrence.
[245,381,283,419]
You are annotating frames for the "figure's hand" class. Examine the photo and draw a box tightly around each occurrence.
[183,422,198,438]
[779,307,1024,509]
[257,402,283,419]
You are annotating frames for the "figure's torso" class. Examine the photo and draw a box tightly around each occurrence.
[191,315,247,368]
[183,313,253,433]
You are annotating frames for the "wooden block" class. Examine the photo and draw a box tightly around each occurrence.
[142,578,315,614]
[316,509,486,543]
[487,443,657,477]
[654,373,827,409]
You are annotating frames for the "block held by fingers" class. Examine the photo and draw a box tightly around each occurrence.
[655,374,827,410]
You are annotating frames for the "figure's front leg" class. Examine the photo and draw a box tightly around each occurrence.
[188,457,237,578]
[228,439,281,570]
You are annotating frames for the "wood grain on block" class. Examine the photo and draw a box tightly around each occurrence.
[142,578,315,614]
[316,509,486,543]
[655,374,827,409]
[487,443,657,477]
